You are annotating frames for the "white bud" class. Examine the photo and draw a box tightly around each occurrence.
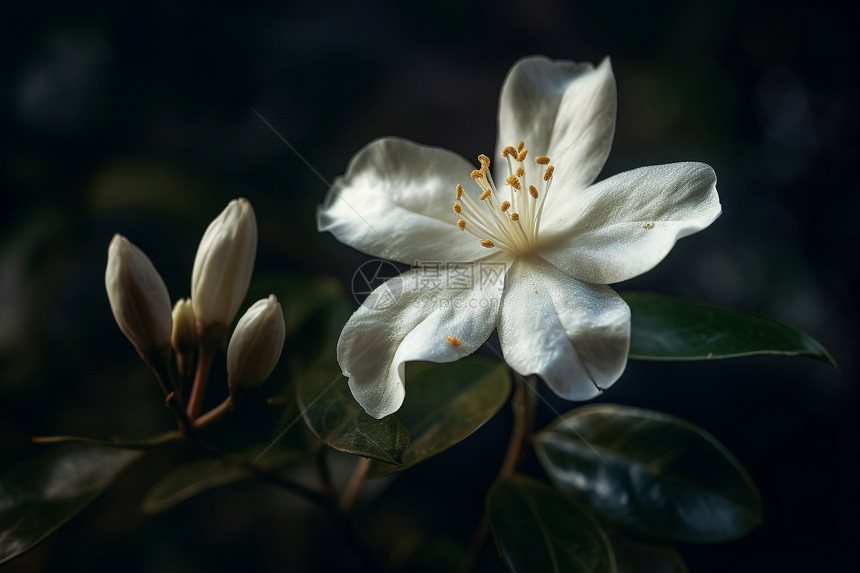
[227,295,285,392]
[191,198,258,328]
[105,234,173,361]
[171,298,197,377]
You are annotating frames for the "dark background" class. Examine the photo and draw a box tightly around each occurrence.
[1,0,857,571]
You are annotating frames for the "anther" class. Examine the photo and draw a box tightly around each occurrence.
[516,167,524,178]
[457,219,466,231]
[529,185,538,199]
[480,190,491,201]
[502,146,517,158]
[517,141,524,152]
[505,175,521,190]
[500,201,510,212]
[456,184,464,200]
[543,165,555,181]
[447,335,463,346]
[453,203,462,214]
[478,154,491,169]
[471,170,484,180]
[480,239,495,248]
[516,148,527,162]
[510,213,520,221]
[535,156,550,165]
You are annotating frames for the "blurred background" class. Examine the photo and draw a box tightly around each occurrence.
[1,0,857,571]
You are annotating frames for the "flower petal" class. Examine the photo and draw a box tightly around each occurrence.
[497,257,630,400]
[495,56,616,193]
[338,261,506,418]
[540,162,721,284]
[318,137,489,264]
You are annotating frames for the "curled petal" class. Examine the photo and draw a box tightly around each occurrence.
[338,262,506,418]
[498,258,630,400]
[495,56,616,193]
[540,162,721,284]
[318,137,490,265]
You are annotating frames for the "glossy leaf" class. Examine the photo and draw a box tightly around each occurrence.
[487,474,616,573]
[141,447,303,514]
[535,404,762,543]
[621,291,836,367]
[0,445,141,565]
[369,358,511,477]
[296,360,410,464]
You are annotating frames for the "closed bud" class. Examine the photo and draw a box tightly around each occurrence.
[191,198,258,328]
[227,295,285,393]
[171,298,197,377]
[105,234,173,363]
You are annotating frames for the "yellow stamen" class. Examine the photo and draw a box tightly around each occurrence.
[505,175,521,190]
[517,148,527,162]
[500,201,510,212]
[457,219,466,230]
[480,190,491,201]
[642,223,652,229]
[535,156,550,165]
[510,213,519,221]
[517,141,524,152]
[543,165,555,181]
[516,167,524,178]
[478,154,491,170]
[447,335,463,346]
[471,169,484,180]
[480,239,495,248]
[502,145,517,158]
[453,203,462,214]
[456,184,464,200]
[529,185,538,199]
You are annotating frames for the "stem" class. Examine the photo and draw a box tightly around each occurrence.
[192,437,330,506]
[190,436,381,571]
[460,373,535,573]
[193,397,234,429]
[341,457,371,513]
[147,346,194,434]
[186,322,222,420]
[498,375,529,479]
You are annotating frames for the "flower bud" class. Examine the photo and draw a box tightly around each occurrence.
[171,298,197,377]
[105,234,173,362]
[227,295,285,392]
[191,198,258,328]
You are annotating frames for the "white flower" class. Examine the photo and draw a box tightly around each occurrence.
[227,295,286,392]
[171,298,197,377]
[191,198,258,328]
[105,234,173,360]
[318,56,721,419]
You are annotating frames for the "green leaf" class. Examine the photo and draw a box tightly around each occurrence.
[140,447,303,514]
[487,475,617,573]
[621,291,837,367]
[296,360,410,464]
[0,445,141,565]
[534,404,762,543]
[369,358,511,477]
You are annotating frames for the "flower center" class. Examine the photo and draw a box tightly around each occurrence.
[452,141,555,255]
